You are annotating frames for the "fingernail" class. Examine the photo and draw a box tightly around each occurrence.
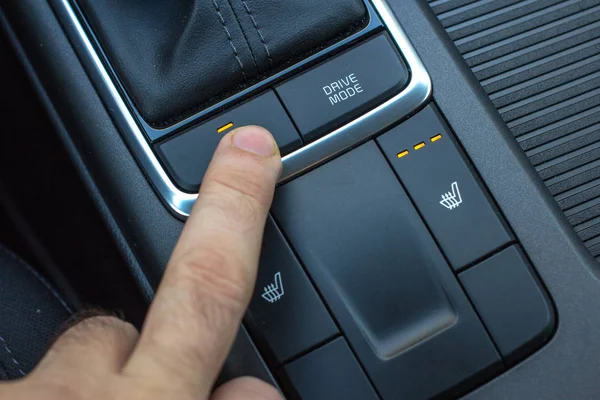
[232,126,278,157]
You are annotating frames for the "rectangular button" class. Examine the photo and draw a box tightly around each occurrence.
[275,33,409,143]
[460,246,555,365]
[284,338,379,400]
[272,142,500,400]
[245,217,338,364]
[377,105,513,270]
[156,91,301,191]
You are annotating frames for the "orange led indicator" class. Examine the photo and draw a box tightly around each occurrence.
[397,150,409,159]
[217,122,234,134]
[431,134,443,143]
[414,142,426,151]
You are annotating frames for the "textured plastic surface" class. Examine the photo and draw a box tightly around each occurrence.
[378,104,514,269]
[272,142,500,400]
[245,217,338,364]
[276,33,409,142]
[285,338,379,400]
[460,246,555,365]
[429,0,600,263]
[157,90,301,192]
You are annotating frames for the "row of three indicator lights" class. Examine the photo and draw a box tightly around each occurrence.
[397,134,443,159]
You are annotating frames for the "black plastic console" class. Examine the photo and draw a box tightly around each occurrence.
[1,0,599,398]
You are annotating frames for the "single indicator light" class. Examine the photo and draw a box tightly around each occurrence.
[217,122,234,134]
[431,134,443,143]
[414,142,426,151]
[397,150,409,159]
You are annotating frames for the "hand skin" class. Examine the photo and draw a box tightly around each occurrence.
[0,126,285,400]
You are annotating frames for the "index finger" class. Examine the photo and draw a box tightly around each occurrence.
[123,126,281,396]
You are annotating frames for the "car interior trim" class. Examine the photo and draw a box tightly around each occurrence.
[57,0,432,218]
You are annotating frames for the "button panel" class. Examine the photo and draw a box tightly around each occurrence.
[267,129,553,398]
[155,100,553,399]
[272,142,501,400]
[57,1,556,398]
[88,7,550,398]
[276,33,409,143]
[245,217,338,364]
[378,105,514,270]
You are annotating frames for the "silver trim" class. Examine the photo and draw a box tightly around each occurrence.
[59,0,431,218]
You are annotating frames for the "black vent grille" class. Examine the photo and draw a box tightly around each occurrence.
[429,0,600,261]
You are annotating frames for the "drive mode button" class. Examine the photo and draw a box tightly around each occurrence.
[276,33,409,143]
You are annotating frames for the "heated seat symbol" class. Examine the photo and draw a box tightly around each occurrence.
[261,272,284,303]
[440,182,462,210]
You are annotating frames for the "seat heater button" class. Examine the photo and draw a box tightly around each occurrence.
[377,105,514,270]
[245,217,338,364]
[275,33,409,143]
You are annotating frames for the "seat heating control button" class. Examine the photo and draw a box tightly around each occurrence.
[285,338,379,400]
[276,33,409,143]
[245,217,338,364]
[157,90,301,192]
[460,246,555,364]
[378,105,513,270]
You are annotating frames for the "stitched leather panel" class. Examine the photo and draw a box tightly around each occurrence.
[0,245,71,379]
[76,0,368,127]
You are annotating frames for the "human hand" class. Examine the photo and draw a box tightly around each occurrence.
[0,126,284,400]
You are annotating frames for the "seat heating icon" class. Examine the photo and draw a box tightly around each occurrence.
[261,272,285,303]
[440,181,462,210]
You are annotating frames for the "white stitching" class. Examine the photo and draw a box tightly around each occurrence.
[212,0,247,80]
[241,0,273,67]
[0,246,73,314]
[21,262,73,314]
[0,336,26,376]
[225,0,260,71]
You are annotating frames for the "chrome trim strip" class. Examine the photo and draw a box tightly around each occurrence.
[58,0,431,218]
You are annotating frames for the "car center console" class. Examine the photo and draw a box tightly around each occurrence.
[3,0,600,399]
[51,1,554,397]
